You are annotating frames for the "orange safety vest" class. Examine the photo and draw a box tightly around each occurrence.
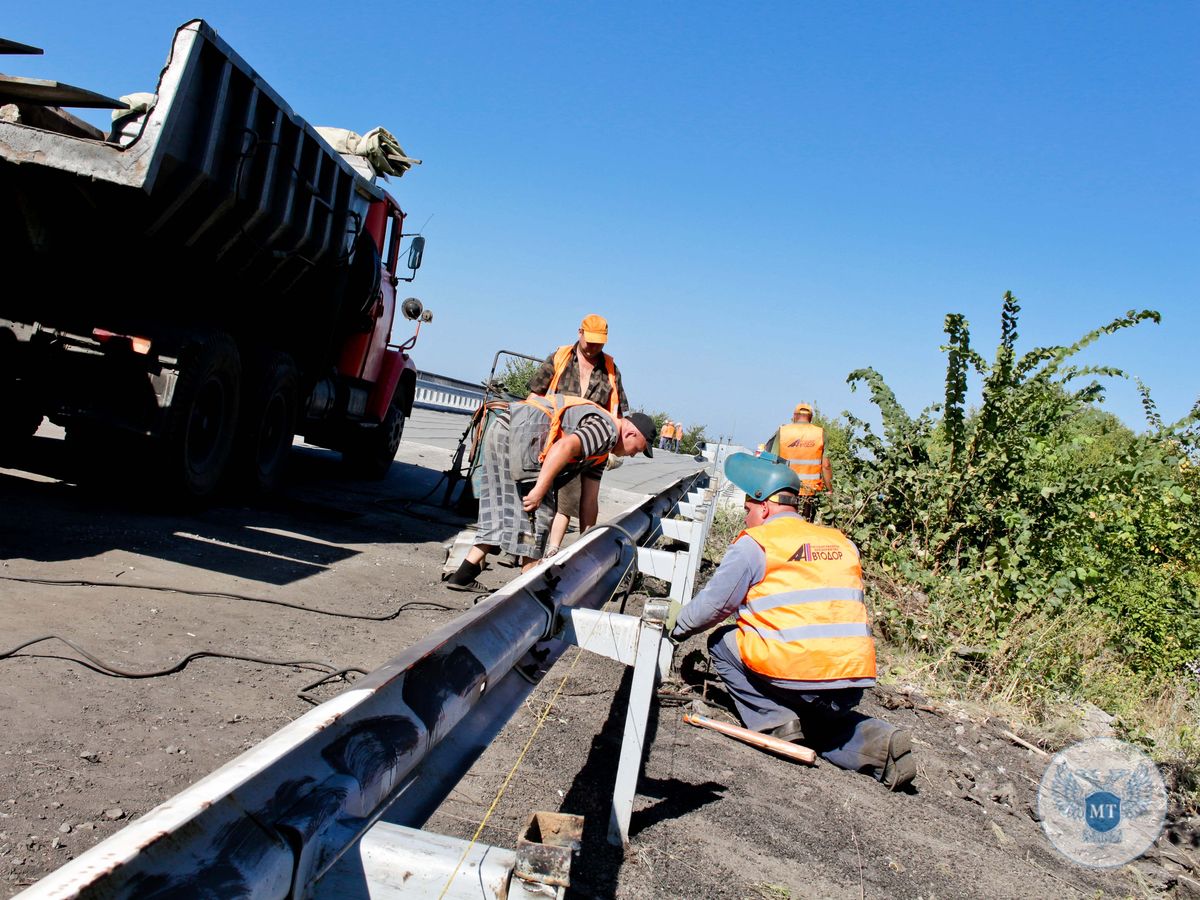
[662,422,674,440]
[546,344,620,416]
[520,393,615,468]
[735,516,876,685]
[777,423,825,495]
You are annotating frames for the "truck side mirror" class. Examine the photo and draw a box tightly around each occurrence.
[406,235,425,272]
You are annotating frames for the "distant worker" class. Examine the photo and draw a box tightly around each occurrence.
[672,421,684,452]
[527,315,630,557]
[445,394,655,590]
[659,420,671,451]
[661,420,675,452]
[668,453,915,789]
[764,402,832,517]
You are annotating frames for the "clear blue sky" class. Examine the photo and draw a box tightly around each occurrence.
[9,2,1197,445]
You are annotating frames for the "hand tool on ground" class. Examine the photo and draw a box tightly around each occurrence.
[683,712,816,764]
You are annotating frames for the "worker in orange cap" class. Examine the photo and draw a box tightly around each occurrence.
[527,314,629,557]
[763,402,832,519]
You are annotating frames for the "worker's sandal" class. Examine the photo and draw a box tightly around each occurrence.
[764,718,805,744]
[881,729,916,791]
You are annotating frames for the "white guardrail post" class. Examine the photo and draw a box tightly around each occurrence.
[559,480,719,847]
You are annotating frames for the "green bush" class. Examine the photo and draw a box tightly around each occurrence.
[497,357,539,398]
[823,292,1199,702]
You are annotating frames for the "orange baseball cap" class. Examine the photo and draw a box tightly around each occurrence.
[580,314,608,344]
[794,402,813,415]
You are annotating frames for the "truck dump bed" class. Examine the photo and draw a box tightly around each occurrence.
[0,18,382,321]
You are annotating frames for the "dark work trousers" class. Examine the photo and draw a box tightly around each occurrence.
[707,625,899,779]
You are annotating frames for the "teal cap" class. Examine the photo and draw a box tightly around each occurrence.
[724,452,801,501]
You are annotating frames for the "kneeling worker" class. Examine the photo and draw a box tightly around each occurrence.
[668,453,915,789]
[445,394,657,590]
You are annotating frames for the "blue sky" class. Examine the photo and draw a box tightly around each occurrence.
[9,2,1196,445]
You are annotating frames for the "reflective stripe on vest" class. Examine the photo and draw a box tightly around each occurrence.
[777,423,825,494]
[546,345,620,416]
[520,393,614,467]
[735,516,876,684]
[744,586,866,615]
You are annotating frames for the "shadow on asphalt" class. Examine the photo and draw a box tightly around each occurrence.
[0,434,467,586]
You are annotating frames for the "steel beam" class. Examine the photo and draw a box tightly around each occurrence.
[17,471,706,900]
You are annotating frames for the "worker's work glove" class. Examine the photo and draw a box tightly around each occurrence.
[664,599,683,644]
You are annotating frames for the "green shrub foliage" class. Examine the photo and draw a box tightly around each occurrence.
[497,357,539,398]
[827,293,1199,691]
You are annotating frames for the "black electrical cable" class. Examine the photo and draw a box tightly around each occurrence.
[0,633,367,681]
[0,575,455,621]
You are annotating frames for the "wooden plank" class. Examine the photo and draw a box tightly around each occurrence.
[0,37,44,55]
[0,74,126,109]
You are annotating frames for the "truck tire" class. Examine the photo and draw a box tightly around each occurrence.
[160,332,241,499]
[0,333,42,448]
[231,351,298,493]
[342,402,405,479]
[0,400,42,448]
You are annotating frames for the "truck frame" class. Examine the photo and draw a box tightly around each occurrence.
[0,19,428,498]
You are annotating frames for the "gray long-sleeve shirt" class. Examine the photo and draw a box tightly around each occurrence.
[670,510,875,691]
[670,513,813,641]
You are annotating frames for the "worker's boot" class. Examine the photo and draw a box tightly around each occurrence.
[881,729,916,791]
[763,718,805,743]
[444,560,489,593]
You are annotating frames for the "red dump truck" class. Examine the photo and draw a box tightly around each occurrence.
[0,20,430,498]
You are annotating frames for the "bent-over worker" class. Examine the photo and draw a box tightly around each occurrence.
[445,394,655,591]
[668,452,915,789]
[527,314,630,558]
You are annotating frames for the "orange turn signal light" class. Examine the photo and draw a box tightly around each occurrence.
[92,328,152,356]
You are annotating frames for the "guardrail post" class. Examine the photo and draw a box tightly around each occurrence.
[606,599,669,847]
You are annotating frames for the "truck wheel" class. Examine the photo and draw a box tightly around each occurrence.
[232,352,298,493]
[342,403,404,479]
[161,333,241,499]
[0,334,42,448]
[0,400,42,447]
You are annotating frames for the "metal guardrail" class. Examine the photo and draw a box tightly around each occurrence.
[17,469,709,900]
[413,372,485,415]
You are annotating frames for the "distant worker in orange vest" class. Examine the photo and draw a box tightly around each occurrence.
[527,315,629,557]
[661,420,675,452]
[445,393,655,590]
[658,420,671,451]
[764,402,832,516]
[667,453,915,789]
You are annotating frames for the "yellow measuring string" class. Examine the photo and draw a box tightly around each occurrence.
[435,544,641,899]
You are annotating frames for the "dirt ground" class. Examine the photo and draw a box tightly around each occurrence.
[2,421,1198,899]
[422,582,1200,900]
